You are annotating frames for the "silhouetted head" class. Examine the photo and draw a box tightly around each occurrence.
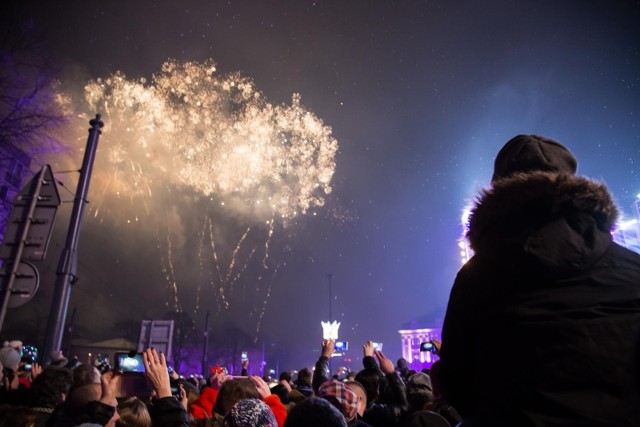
[283,397,347,427]
[492,134,577,182]
[213,378,259,416]
[355,367,381,405]
[296,368,312,387]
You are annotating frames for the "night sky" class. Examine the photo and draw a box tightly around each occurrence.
[4,0,640,372]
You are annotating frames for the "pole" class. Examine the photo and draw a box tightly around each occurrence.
[326,273,334,374]
[42,114,103,363]
[0,166,47,332]
[327,273,333,322]
[201,310,210,377]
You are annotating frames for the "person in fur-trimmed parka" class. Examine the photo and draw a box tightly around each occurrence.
[438,135,640,427]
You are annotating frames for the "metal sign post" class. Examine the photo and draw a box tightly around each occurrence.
[0,165,60,332]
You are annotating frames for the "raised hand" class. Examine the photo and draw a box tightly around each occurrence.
[363,340,375,357]
[374,350,395,375]
[29,362,43,382]
[99,370,121,407]
[250,375,272,399]
[143,348,172,398]
[321,339,335,358]
[210,372,230,390]
[431,339,442,356]
[179,383,188,408]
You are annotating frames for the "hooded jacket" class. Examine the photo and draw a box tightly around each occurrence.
[438,171,640,427]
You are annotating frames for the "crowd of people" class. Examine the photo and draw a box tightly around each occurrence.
[1,134,639,427]
[0,338,455,427]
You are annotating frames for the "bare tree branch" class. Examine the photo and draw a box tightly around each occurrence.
[0,1,70,158]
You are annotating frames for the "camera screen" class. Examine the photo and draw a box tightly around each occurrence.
[372,342,383,351]
[117,353,146,373]
[334,341,348,351]
[420,342,435,352]
[170,379,180,396]
[241,351,248,361]
[21,345,38,363]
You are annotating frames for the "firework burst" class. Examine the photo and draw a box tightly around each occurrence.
[62,59,338,334]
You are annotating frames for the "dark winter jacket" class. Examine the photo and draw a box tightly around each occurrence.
[360,355,409,427]
[46,400,115,426]
[360,371,408,427]
[438,171,640,426]
[149,396,189,427]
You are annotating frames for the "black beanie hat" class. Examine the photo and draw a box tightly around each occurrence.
[492,134,577,182]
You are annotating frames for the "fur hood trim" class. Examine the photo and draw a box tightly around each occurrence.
[467,171,618,252]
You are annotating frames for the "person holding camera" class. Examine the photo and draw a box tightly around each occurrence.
[142,347,189,427]
[355,341,408,427]
[47,368,121,427]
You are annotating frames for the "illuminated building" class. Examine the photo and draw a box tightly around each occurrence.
[398,316,443,370]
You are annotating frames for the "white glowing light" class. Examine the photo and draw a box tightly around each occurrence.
[321,321,341,340]
[618,219,639,231]
[461,205,472,231]
[458,204,474,265]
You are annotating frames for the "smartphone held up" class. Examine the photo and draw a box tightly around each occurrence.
[334,341,348,351]
[114,351,153,397]
[114,352,146,373]
[420,341,437,352]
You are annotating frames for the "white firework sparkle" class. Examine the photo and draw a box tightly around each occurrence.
[64,59,338,334]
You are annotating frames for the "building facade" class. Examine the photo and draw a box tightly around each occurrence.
[398,326,442,370]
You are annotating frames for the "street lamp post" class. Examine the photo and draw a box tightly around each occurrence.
[327,273,333,322]
[42,114,104,364]
[326,273,334,373]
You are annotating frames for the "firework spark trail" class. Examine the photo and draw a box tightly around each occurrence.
[158,227,182,312]
[193,219,207,317]
[75,58,338,322]
[200,218,223,315]
[229,246,257,292]
[262,219,274,269]
[252,263,280,338]
[206,218,229,310]
[226,227,251,283]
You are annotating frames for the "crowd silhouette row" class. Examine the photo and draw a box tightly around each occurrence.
[0,338,454,427]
